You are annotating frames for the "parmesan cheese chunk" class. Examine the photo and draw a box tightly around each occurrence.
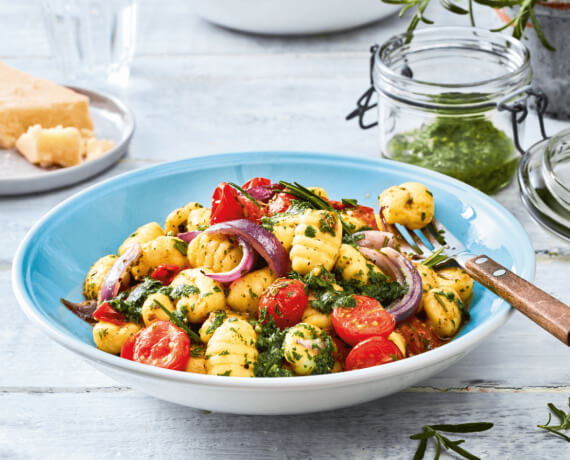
[0,61,93,148]
[15,124,82,167]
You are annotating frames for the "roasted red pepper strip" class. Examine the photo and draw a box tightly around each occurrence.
[150,264,181,285]
[93,302,127,326]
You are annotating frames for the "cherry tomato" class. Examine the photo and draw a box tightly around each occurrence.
[237,194,267,224]
[93,302,127,326]
[210,182,245,224]
[150,264,181,285]
[331,295,395,346]
[329,201,378,230]
[121,321,190,371]
[120,334,136,359]
[258,278,308,329]
[268,192,295,215]
[345,336,403,371]
[344,205,378,230]
[242,177,271,190]
[396,316,442,356]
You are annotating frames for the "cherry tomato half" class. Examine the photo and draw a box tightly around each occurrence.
[93,302,127,326]
[268,192,296,215]
[150,264,181,285]
[121,321,190,371]
[331,295,395,346]
[329,201,378,230]
[258,278,308,329]
[344,205,378,230]
[237,194,267,224]
[242,177,271,190]
[396,316,442,356]
[210,182,244,224]
[345,336,403,371]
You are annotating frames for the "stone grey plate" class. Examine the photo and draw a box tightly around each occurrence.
[0,86,135,196]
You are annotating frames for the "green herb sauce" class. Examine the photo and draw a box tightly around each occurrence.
[387,116,518,194]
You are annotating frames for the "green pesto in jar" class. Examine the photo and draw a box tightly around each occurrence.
[386,116,518,194]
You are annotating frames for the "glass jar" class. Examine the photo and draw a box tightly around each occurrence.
[367,27,541,194]
[519,127,570,242]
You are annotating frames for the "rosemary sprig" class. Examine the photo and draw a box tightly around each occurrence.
[228,182,261,208]
[383,0,555,51]
[538,398,570,442]
[157,302,201,342]
[278,181,355,234]
[410,422,493,460]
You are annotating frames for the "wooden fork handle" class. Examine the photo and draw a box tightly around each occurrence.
[464,255,570,346]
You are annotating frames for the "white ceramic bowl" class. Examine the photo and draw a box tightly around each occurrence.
[12,152,534,414]
[191,0,400,35]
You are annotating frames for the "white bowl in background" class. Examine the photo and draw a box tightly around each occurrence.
[191,0,400,35]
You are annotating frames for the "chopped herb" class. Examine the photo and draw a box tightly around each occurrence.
[157,303,200,342]
[342,231,365,248]
[108,277,164,323]
[318,213,337,236]
[173,239,188,256]
[164,284,200,299]
[341,198,358,207]
[218,370,231,376]
[206,310,227,335]
[190,345,205,358]
[289,266,404,314]
[252,309,293,377]
[304,225,317,238]
[421,247,448,269]
[309,331,335,375]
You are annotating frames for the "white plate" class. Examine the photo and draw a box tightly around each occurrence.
[191,0,400,35]
[0,86,135,196]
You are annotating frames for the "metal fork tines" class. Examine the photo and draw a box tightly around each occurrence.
[391,218,468,264]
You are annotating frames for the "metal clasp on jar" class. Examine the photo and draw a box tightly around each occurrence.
[347,45,550,154]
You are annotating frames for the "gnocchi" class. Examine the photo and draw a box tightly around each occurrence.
[75,177,473,377]
[205,318,258,377]
[290,209,342,274]
[378,182,434,230]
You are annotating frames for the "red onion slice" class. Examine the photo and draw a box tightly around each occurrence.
[358,246,422,322]
[203,237,256,283]
[358,247,405,285]
[99,244,141,302]
[354,230,396,250]
[247,185,274,203]
[177,231,201,243]
[60,298,98,324]
[205,219,291,277]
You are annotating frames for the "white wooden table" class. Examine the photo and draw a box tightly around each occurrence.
[1,2,569,459]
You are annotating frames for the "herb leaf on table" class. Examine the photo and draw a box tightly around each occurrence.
[410,422,493,460]
[538,397,570,442]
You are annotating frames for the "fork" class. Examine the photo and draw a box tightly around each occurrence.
[391,218,570,346]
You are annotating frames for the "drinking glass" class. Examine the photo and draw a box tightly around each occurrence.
[41,0,137,86]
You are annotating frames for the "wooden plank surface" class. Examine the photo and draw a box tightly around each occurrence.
[1,391,569,459]
[1,1,569,459]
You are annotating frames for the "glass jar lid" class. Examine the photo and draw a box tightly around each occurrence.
[518,127,570,241]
